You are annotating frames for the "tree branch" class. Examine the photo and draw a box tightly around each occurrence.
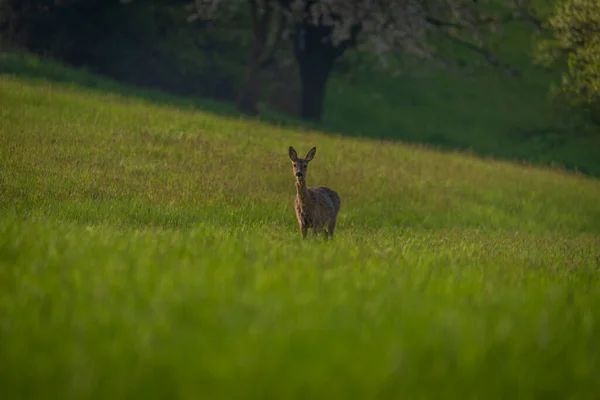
[256,0,273,43]
[441,30,520,77]
[424,15,464,30]
[424,0,548,33]
[426,11,545,32]
[333,23,361,58]
[259,6,287,68]
[248,0,260,38]
[514,0,547,31]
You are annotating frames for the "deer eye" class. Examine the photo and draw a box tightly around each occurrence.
[293,163,297,167]
[303,164,308,168]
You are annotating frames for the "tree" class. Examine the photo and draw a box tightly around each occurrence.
[536,0,600,119]
[0,0,119,50]
[236,1,286,114]
[280,0,517,121]
[190,0,542,122]
[190,0,287,115]
[0,0,59,46]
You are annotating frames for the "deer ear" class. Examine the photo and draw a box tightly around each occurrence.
[288,146,298,162]
[305,147,316,162]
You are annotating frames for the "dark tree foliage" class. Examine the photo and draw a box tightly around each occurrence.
[537,0,600,126]
[190,0,543,121]
[1,0,551,123]
[0,0,245,100]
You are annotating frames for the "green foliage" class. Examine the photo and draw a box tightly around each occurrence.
[2,72,600,398]
[327,48,600,176]
[0,0,251,100]
[537,0,600,112]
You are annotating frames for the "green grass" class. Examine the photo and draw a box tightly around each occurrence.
[1,71,600,399]
[3,30,600,180]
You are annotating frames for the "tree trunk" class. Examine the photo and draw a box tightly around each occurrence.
[297,54,334,122]
[8,0,33,47]
[292,23,361,122]
[235,0,287,116]
[236,43,263,115]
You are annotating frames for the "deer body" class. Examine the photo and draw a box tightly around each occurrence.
[289,146,341,240]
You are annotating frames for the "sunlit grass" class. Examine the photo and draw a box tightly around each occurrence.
[1,74,600,399]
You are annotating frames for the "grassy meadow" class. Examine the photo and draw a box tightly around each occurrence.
[1,62,600,399]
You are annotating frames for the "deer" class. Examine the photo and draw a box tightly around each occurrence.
[288,146,341,240]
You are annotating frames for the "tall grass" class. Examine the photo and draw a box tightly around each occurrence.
[1,71,600,399]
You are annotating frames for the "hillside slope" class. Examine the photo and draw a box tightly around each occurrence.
[3,35,600,180]
[1,70,600,399]
[1,70,600,233]
[322,24,600,177]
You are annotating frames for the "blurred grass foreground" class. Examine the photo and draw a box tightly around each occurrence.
[1,52,600,398]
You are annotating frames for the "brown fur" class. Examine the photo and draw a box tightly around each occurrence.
[288,146,341,240]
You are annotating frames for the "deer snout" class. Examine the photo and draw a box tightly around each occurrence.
[295,171,303,178]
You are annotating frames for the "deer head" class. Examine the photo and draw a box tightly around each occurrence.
[288,146,316,182]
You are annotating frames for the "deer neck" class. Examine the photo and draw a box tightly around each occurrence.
[296,180,310,208]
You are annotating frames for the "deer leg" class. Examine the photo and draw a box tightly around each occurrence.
[327,219,336,240]
[312,226,319,237]
[300,224,308,239]
[318,223,328,240]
